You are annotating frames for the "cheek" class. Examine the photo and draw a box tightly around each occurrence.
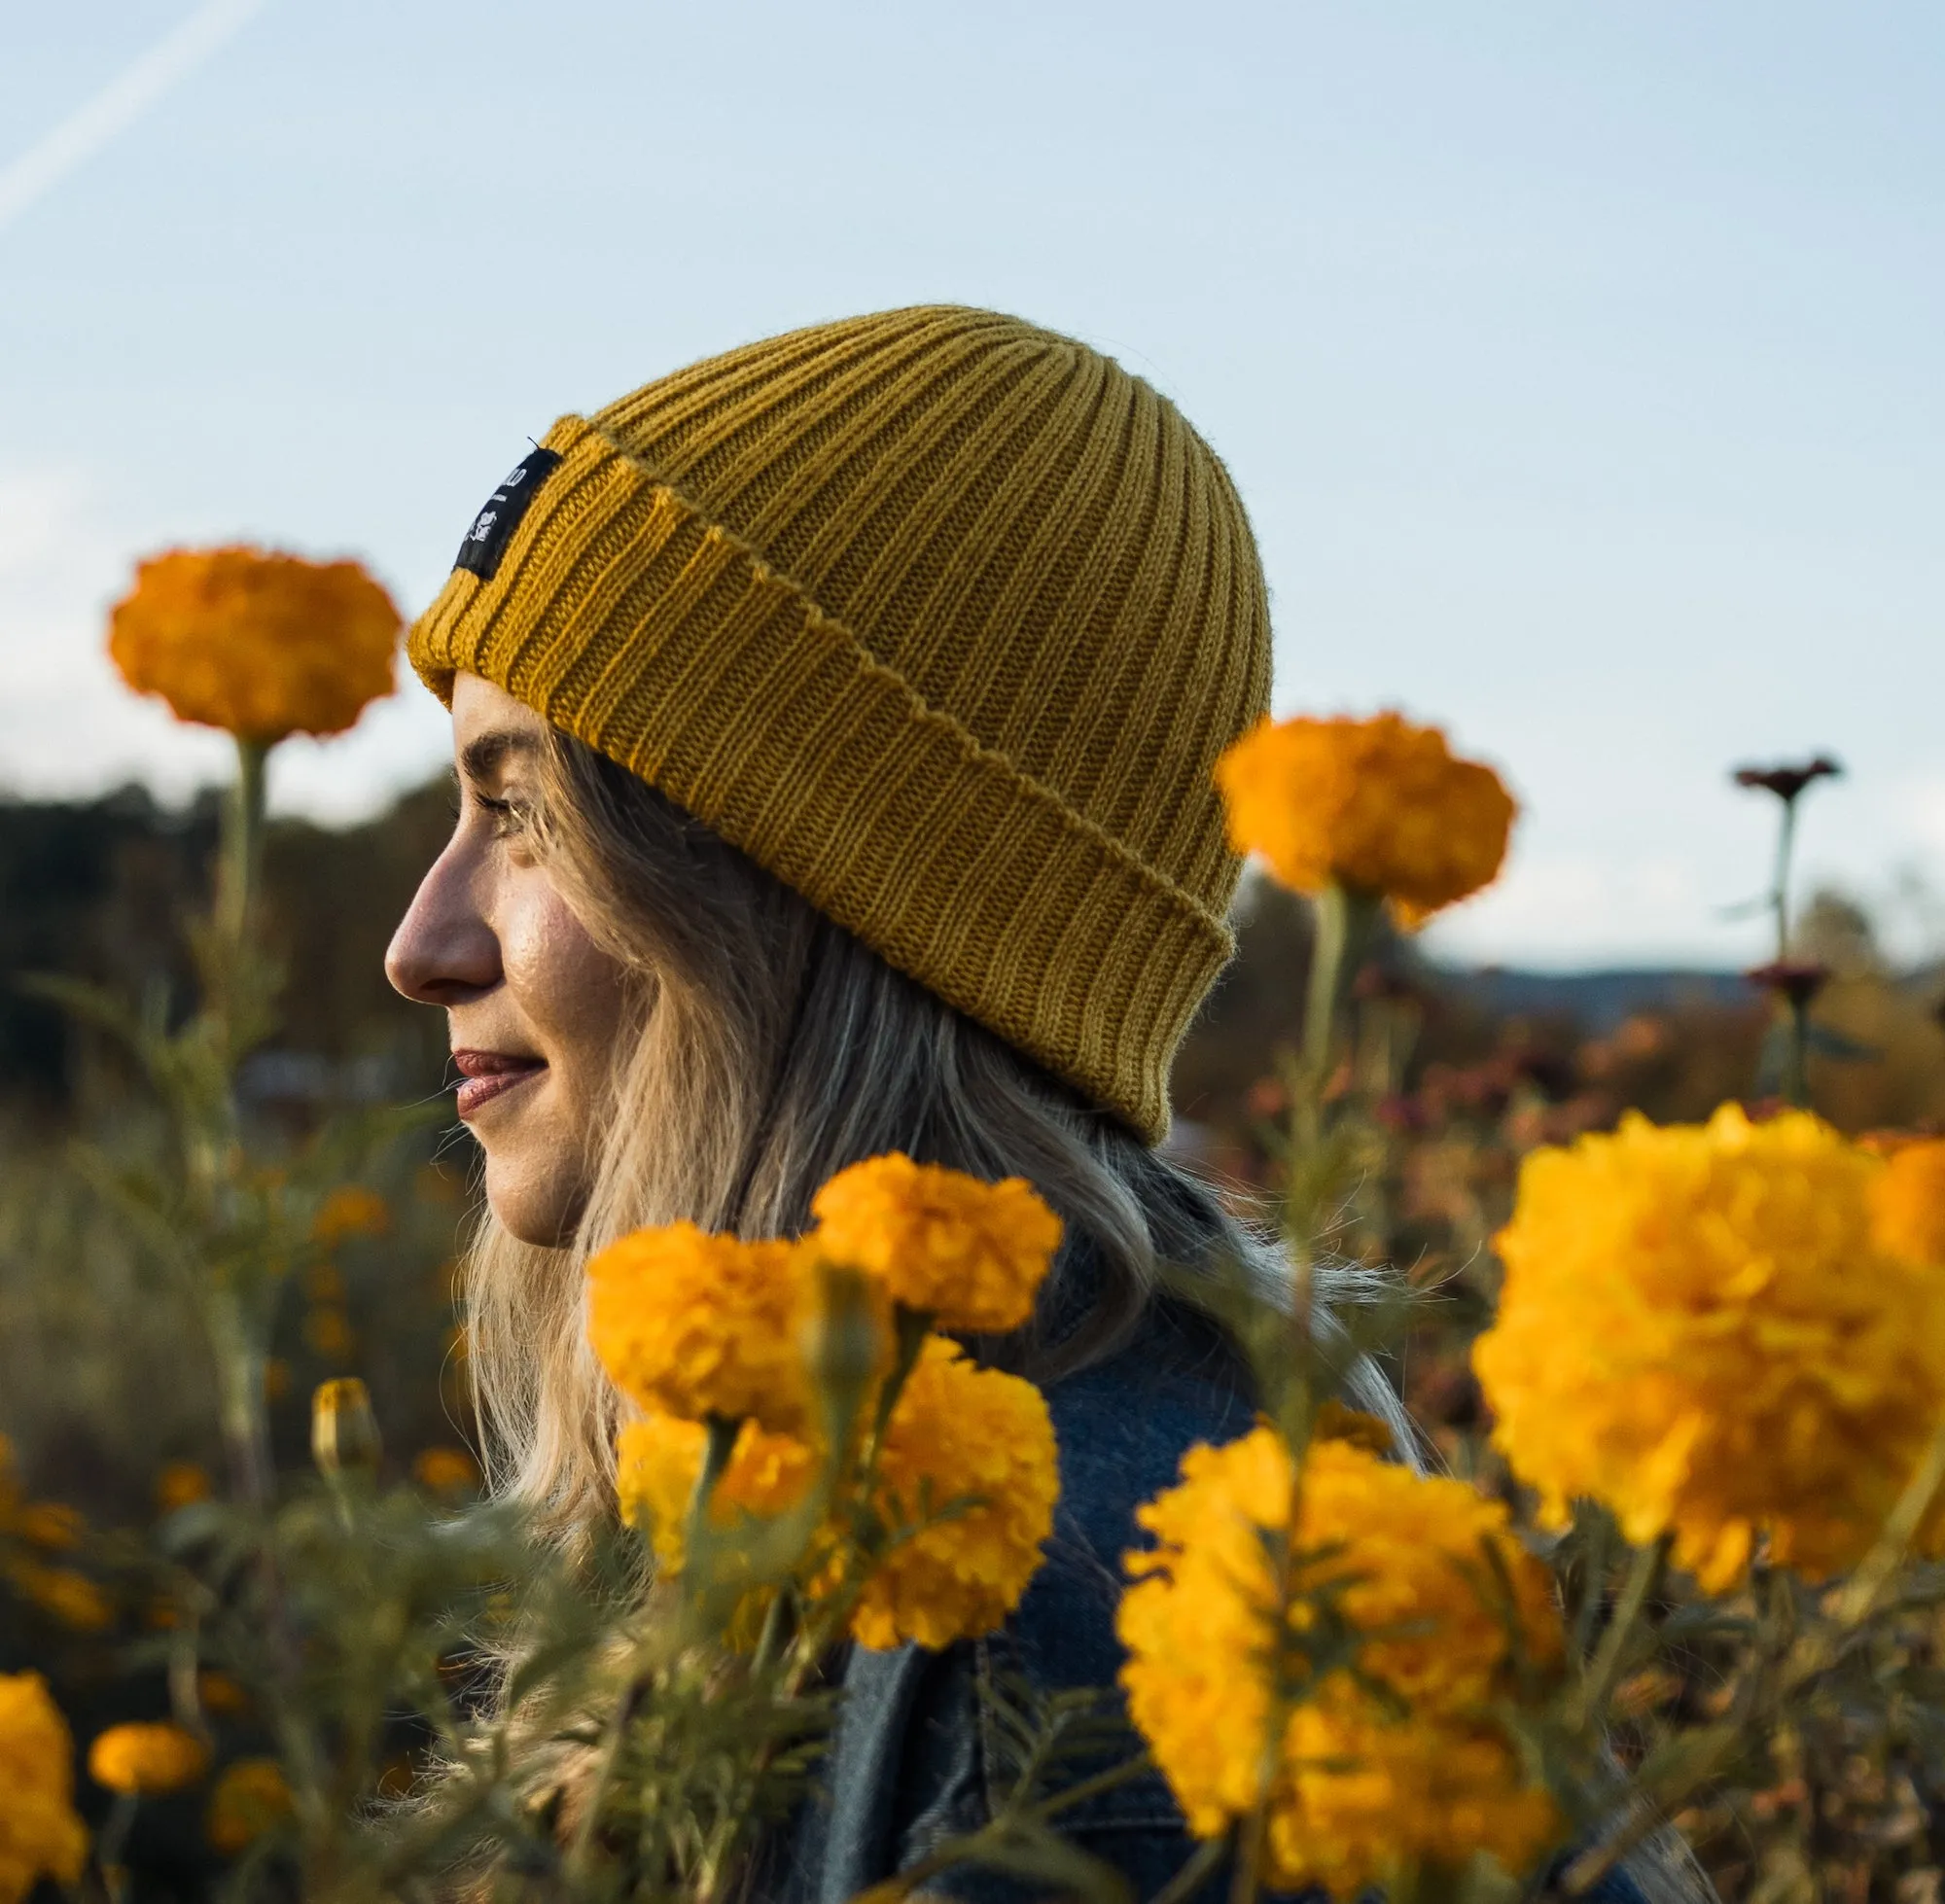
[499,881,630,1070]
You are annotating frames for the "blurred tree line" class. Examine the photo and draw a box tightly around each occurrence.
[4,778,1943,1142]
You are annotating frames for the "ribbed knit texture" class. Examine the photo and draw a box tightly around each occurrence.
[409,306,1271,1141]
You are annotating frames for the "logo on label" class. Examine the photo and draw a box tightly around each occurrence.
[453,447,564,581]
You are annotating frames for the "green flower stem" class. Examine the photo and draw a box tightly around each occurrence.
[685,1414,744,1559]
[1296,884,1378,1138]
[1574,1534,1669,1733]
[1771,793,1799,966]
[211,1291,273,1509]
[96,1794,138,1904]
[1782,994,1812,1111]
[217,737,269,957]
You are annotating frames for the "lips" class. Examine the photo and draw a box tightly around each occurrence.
[451,1048,547,1118]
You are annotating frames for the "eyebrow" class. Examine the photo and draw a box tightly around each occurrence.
[458,728,541,787]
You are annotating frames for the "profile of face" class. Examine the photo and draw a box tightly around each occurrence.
[385,673,630,1247]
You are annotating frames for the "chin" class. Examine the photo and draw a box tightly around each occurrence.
[481,1153,586,1250]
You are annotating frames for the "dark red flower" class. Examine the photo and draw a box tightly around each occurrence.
[1732,757,1842,802]
[1745,960,1831,1008]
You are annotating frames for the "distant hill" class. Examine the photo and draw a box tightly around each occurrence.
[1437,966,1750,1032]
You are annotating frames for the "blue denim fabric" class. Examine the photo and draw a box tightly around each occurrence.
[772,1298,1650,1904]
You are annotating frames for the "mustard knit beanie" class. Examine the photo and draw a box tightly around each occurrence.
[408,305,1271,1141]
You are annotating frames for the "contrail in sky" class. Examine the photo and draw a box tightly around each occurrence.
[0,0,265,235]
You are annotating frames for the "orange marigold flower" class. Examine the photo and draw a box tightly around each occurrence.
[155,1463,213,1515]
[303,1305,357,1361]
[1871,1137,1945,1268]
[411,1446,482,1496]
[312,1184,390,1246]
[1474,1106,1945,1590]
[810,1153,1061,1333]
[1116,1430,1562,1898]
[110,546,398,744]
[16,1565,113,1633]
[88,1721,210,1797]
[14,1502,84,1552]
[206,1758,293,1854]
[587,1223,811,1433]
[851,1337,1058,1651]
[0,1674,88,1903]
[1215,712,1516,927]
[615,1412,820,1575]
[196,1672,250,1717]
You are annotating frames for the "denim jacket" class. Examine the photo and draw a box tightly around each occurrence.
[772,1295,1651,1904]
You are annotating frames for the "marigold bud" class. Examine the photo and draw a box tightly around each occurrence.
[310,1379,381,1478]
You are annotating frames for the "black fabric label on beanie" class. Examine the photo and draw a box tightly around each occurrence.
[452,446,563,581]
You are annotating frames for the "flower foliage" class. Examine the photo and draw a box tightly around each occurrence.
[809,1153,1062,1332]
[1474,1106,1945,1589]
[587,1224,810,1434]
[852,1336,1059,1651]
[108,546,400,744]
[88,1721,211,1797]
[0,1673,88,1904]
[1870,1136,1945,1268]
[1116,1429,1562,1898]
[1214,711,1515,926]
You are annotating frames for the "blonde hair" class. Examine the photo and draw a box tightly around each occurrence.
[463,732,1406,1543]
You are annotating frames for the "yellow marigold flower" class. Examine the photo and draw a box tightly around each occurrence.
[1116,1430,1562,1898]
[108,546,399,744]
[155,1463,213,1514]
[206,1758,293,1855]
[1871,1137,1945,1267]
[0,1674,88,1904]
[1269,1706,1563,1900]
[1214,712,1516,927]
[1473,1106,1945,1590]
[810,1154,1062,1333]
[587,1223,811,1433]
[615,1412,819,1574]
[312,1184,390,1246]
[851,1337,1058,1651]
[15,1564,114,1633]
[88,1721,210,1797]
[411,1446,481,1495]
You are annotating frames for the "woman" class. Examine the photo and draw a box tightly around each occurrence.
[384,306,1645,1902]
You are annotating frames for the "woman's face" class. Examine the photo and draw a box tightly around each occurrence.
[386,673,630,1247]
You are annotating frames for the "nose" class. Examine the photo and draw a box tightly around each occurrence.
[385,836,502,1006]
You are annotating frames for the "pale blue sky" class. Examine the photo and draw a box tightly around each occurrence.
[3,2,1940,966]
